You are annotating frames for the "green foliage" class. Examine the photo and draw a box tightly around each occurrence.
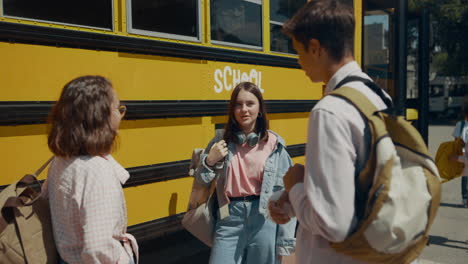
[410,0,468,76]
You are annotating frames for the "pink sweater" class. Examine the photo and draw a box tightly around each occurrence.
[225,131,277,197]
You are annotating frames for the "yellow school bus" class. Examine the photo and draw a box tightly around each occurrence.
[0,0,429,260]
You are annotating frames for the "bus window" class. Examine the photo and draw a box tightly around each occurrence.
[407,19,419,99]
[461,84,468,96]
[129,0,200,41]
[210,0,262,49]
[269,0,306,54]
[2,0,112,30]
[363,10,392,94]
[449,84,465,97]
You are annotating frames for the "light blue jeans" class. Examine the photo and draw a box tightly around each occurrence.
[209,199,280,264]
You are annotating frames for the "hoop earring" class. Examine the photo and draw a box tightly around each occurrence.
[258,112,263,118]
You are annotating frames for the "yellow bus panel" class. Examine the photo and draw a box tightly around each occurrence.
[124,177,193,226]
[0,42,320,101]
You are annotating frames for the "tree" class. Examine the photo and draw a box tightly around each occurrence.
[410,0,468,76]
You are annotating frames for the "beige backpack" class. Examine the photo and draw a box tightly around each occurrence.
[328,77,441,264]
[181,148,217,247]
[182,129,224,246]
[0,158,58,264]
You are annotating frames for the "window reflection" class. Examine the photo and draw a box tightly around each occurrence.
[3,0,112,29]
[270,0,305,23]
[210,0,262,47]
[430,85,444,97]
[270,24,295,53]
[131,0,199,38]
[269,0,306,54]
[363,12,392,93]
[407,19,419,99]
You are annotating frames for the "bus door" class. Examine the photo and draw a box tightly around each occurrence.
[405,9,431,144]
[363,1,430,144]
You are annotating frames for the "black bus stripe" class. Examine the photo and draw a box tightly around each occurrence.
[0,21,300,68]
[0,100,316,125]
[127,213,184,242]
[0,144,305,191]
[124,143,305,187]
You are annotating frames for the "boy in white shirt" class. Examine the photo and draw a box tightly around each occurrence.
[268,1,416,263]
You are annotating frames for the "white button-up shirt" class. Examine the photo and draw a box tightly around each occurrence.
[289,61,403,263]
[46,155,138,264]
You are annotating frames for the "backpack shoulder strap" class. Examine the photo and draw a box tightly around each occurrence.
[329,86,378,224]
[214,129,224,142]
[334,76,393,110]
[330,86,378,120]
[34,156,54,177]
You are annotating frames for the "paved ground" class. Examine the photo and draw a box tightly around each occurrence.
[418,124,468,264]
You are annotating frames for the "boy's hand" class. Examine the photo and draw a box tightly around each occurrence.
[268,192,292,224]
[284,164,305,192]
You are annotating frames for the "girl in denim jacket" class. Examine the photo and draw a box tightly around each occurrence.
[195,82,296,264]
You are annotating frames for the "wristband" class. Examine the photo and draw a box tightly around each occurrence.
[202,156,215,171]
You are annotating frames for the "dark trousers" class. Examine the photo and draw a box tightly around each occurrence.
[462,176,468,199]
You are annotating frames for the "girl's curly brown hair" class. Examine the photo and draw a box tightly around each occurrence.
[48,75,117,157]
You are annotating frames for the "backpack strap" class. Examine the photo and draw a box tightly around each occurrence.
[34,156,54,177]
[334,76,393,110]
[214,129,224,142]
[327,87,374,223]
[329,78,385,223]
[16,157,54,206]
[329,85,379,120]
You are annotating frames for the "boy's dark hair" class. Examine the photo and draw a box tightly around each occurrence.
[283,0,355,62]
[48,75,117,158]
[224,82,269,143]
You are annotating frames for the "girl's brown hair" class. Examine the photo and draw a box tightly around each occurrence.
[223,82,269,143]
[48,75,117,157]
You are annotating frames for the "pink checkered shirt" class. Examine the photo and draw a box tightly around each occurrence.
[46,155,138,264]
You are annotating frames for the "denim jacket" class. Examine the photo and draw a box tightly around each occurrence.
[194,130,296,256]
